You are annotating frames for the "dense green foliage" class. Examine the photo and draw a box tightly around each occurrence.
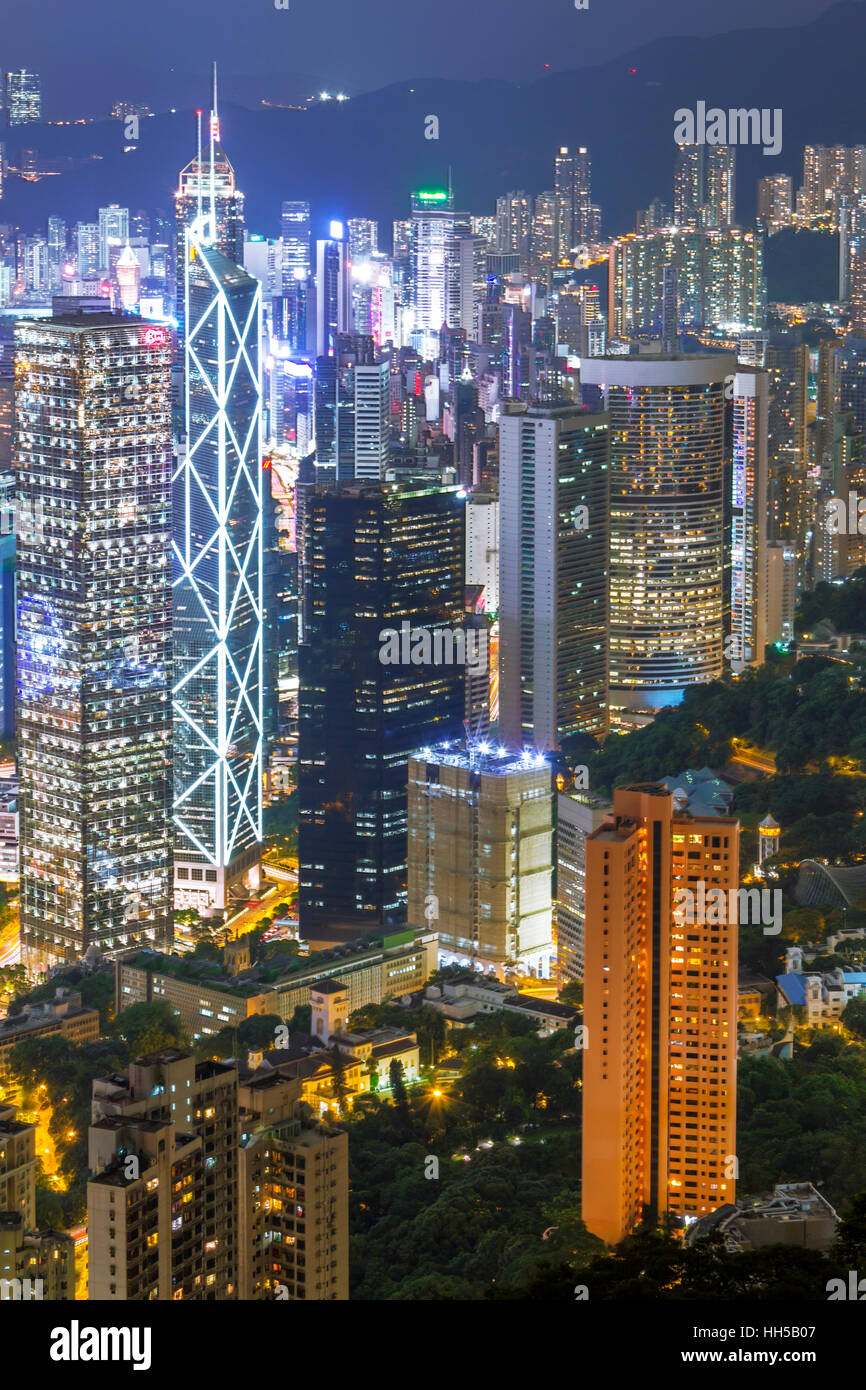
[7,1034,128,1227]
[347,1011,588,1299]
[796,569,866,634]
[590,659,866,790]
[738,1034,866,1206]
[8,968,116,1028]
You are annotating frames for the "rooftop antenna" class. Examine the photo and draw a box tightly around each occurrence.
[195,109,203,222]
[208,60,218,236]
[447,165,453,203]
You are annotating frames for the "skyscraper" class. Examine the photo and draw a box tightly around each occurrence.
[298,482,465,929]
[347,218,378,261]
[579,354,733,715]
[703,146,735,229]
[499,402,610,750]
[410,189,455,356]
[280,200,311,283]
[554,146,594,250]
[673,144,703,228]
[174,69,245,343]
[353,356,390,480]
[314,333,385,482]
[5,71,40,126]
[172,198,263,914]
[582,784,739,1246]
[15,307,173,971]
[495,191,531,258]
[757,174,793,233]
[730,368,770,668]
[407,743,555,978]
[555,788,610,983]
[609,228,765,337]
[95,205,128,275]
[315,224,351,358]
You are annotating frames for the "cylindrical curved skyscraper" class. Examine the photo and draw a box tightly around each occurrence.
[580,353,735,714]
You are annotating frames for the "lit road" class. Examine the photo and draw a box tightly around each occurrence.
[730,740,776,775]
[262,863,299,885]
[223,884,283,939]
[0,909,20,969]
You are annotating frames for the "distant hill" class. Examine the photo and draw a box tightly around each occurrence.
[2,1,866,247]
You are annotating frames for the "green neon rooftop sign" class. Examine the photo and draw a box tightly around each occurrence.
[416,189,449,201]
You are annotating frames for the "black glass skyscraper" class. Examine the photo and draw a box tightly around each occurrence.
[298,482,466,929]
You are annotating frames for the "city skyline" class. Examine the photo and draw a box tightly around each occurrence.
[4,0,866,1330]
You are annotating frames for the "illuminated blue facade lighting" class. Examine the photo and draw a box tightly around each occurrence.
[172,212,264,912]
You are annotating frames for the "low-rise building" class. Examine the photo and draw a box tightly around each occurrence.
[423,977,578,1036]
[0,989,100,1081]
[684,1182,838,1253]
[115,930,438,1042]
[777,952,866,1027]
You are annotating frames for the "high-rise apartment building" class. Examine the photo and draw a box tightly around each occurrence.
[298,482,466,929]
[673,144,703,228]
[88,1050,238,1299]
[580,354,733,715]
[15,308,173,970]
[797,144,866,229]
[237,1076,348,1300]
[0,1104,75,1299]
[731,368,770,668]
[766,333,810,543]
[172,199,263,913]
[609,229,765,337]
[703,146,735,229]
[5,71,40,126]
[495,191,531,258]
[554,146,593,249]
[582,784,739,1246]
[407,743,555,978]
[531,191,562,276]
[757,174,793,233]
[499,402,610,749]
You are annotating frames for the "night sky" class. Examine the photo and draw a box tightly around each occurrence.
[4,0,840,116]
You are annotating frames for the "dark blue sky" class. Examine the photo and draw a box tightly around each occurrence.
[5,0,840,116]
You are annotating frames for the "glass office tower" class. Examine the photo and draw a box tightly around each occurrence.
[172,209,263,913]
[15,309,173,969]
